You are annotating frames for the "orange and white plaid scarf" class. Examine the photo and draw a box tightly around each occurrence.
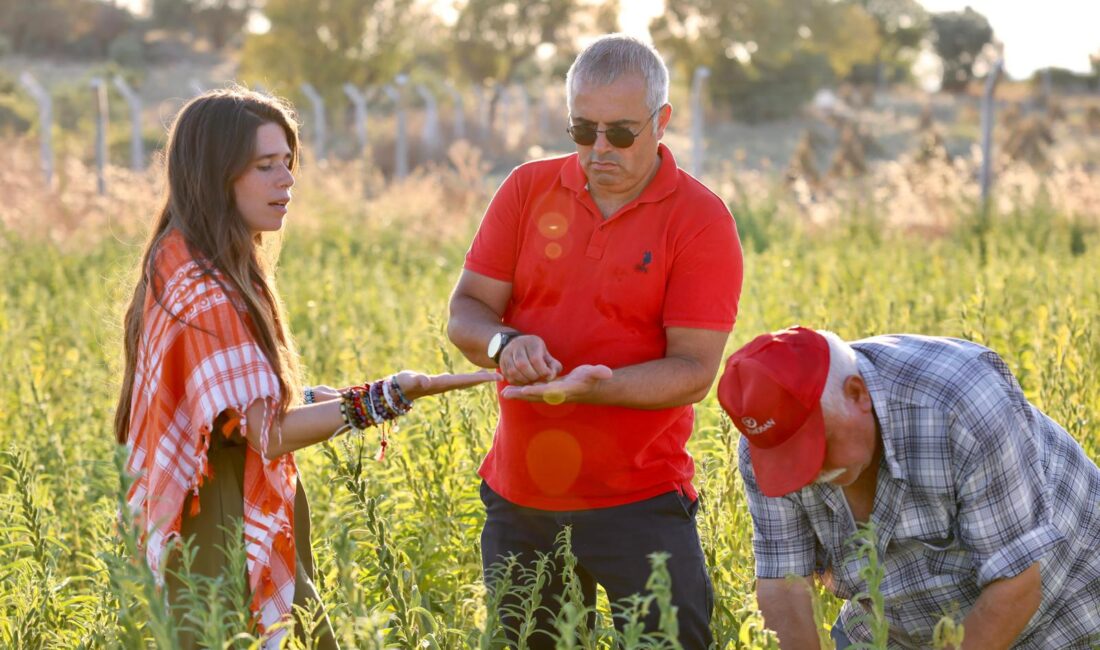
[124,229,297,643]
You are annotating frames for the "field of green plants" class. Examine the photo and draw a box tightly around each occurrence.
[0,151,1097,648]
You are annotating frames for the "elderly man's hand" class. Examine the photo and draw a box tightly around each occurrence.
[498,335,563,386]
[500,364,612,404]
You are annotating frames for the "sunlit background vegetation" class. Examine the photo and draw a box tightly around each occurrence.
[1,0,1098,647]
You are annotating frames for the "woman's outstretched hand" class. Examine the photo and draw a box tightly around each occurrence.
[393,369,502,400]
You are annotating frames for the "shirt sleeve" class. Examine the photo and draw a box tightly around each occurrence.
[464,168,524,282]
[740,437,818,578]
[952,354,1065,588]
[663,212,743,331]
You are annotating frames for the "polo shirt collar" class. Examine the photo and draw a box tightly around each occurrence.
[560,142,679,205]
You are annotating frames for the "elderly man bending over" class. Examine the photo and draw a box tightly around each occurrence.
[718,327,1099,649]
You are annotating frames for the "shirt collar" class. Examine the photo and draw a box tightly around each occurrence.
[560,142,679,205]
[855,350,906,482]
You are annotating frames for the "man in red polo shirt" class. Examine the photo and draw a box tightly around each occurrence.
[447,34,743,648]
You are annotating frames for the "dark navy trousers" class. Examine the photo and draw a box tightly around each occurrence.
[480,481,714,649]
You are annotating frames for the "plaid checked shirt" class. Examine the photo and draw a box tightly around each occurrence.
[740,335,1100,649]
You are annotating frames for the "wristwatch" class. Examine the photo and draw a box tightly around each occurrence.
[487,331,523,365]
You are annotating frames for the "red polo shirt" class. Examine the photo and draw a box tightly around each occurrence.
[465,144,743,510]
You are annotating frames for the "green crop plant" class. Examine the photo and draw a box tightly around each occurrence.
[0,158,1095,647]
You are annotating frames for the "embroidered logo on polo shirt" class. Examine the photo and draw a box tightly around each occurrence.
[635,251,652,273]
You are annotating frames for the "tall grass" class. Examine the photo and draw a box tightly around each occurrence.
[0,146,1097,647]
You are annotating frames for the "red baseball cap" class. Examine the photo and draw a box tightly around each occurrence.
[717,326,830,497]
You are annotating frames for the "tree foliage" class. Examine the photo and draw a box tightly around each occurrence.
[450,0,579,87]
[930,7,993,92]
[651,0,881,120]
[854,0,931,83]
[151,0,258,50]
[240,0,427,105]
[446,0,618,123]
[0,0,133,58]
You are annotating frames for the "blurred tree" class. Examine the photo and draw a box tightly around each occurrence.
[241,0,428,104]
[1031,67,1095,93]
[652,0,880,120]
[0,0,74,56]
[150,0,192,32]
[151,0,257,50]
[79,0,136,56]
[853,0,930,84]
[804,2,881,78]
[448,0,590,126]
[930,7,993,92]
[0,0,134,58]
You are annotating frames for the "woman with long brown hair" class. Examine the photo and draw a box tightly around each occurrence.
[114,87,496,647]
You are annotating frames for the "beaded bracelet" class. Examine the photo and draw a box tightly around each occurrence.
[369,381,389,419]
[382,378,412,415]
[335,379,415,461]
[338,387,369,431]
[349,388,371,429]
[380,380,400,415]
[389,376,413,410]
[303,386,315,405]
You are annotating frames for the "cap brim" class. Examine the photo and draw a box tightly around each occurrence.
[747,403,826,497]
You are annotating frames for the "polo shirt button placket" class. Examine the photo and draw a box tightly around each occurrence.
[586,226,610,259]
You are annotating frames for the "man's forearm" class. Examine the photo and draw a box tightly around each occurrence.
[580,355,717,409]
[447,294,508,367]
[757,577,823,649]
[958,563,1042,650]
[499,326,729,407]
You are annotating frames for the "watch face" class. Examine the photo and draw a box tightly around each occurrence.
[488,332,505,360]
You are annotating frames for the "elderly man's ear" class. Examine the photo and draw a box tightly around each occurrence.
[843,375,873,412]
[656,104,673,138]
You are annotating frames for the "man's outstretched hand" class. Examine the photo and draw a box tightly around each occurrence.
[500,365,613,404]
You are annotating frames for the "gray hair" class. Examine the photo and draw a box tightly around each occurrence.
[565,34,669,132]
[817,330,860,418]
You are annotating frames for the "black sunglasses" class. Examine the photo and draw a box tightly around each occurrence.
[566,106,662,148]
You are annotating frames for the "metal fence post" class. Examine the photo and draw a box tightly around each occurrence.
[539,89,552,140]
[18,72,53,187]
[90,77,108,195]
[474,84,490,141]
[444,82,466,141]
[300,83,327,161]
[498,83,512,146]
[980,59,1004,215]
[112,75,144,170]
[690,66,711,179]
[514,85,530,144]
[416,84,441,157]
[384,76,408,179]
[343,83,369,158]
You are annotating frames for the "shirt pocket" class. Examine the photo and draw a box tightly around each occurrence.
[916,530,975,577]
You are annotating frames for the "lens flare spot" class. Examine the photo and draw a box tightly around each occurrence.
[538,212,568,239]
[545,242,563,259]
[542,389,566,405]
[525,429,582,496]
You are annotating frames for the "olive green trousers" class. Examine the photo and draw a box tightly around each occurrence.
[165,439,339,649]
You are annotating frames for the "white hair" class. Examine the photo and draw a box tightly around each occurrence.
[565,33,669,133]
[817,329,860,418]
